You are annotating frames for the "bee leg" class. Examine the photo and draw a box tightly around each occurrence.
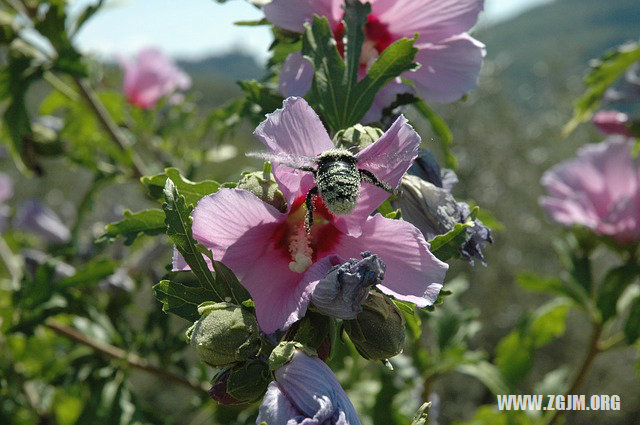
[298,166,317,176]
[359,169,398,195]
[305,186,319,231]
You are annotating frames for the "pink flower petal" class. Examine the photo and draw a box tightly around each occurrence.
[254,97,334,206]
[361,77,414,124]
[410,33,486,104]
[540,137,640,242]
[334,115,420,237]
[279,52,314,98]
[333,214,448,307]
[119,47,190,109]
[263,0,341,33]
[373,0,484,42]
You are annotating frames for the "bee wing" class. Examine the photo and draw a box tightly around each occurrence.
[246,151,317,169]
[357,151,417,171]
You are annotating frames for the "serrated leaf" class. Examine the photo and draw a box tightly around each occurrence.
[301,11,418,132]
[563,41,640,136]
[153,279,218,322]
[597,263,640,323]
[624,296,640,344]
[163,179,223,299]
[98,209,166,245]
[142,167,220,206]
[162,179,248,306]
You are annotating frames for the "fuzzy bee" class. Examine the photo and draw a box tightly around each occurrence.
[248,148,398,229]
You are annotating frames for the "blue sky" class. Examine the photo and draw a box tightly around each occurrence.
[72,0,553,62]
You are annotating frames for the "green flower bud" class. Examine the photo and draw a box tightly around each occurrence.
[237,164,287,212]
[343,292,406,361]
[209,359,271,405]
[186,302,260,367]
[268,341,316,371]
[334,124,384,151]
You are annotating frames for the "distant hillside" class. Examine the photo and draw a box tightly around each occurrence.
[478,0,640,105]
[179,52,265,107]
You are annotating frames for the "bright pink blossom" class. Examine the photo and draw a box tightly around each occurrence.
[540,137,640,244]
[176,97,447,333]
[266,0,486,121]
[119,48,191,109]
[592,110,633,137]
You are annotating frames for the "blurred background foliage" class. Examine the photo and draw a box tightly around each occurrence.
[1,0,640,424]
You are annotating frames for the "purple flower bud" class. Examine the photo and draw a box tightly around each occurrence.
[392,173,492,265]
[257,351,361,425]
[14,200,71,244]
[592,110,632,137]
[311,252,386,320]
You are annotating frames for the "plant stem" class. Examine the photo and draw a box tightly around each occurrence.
[73,78,147,178]
[44,320,208,394]
[547,323,602,425]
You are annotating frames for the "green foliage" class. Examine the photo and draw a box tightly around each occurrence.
[597,263,640,323]
[301,5,418,132]
[430,220,475,262]
[495,299,570,388]
[413,100,456,169]
[563,41,640,135]
[142,168,220,206]
[624,296,640,344]
[98,209,166,246]
[161,179,249,312]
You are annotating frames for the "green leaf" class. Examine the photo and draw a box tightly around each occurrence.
[0,51,44,174]
[71,0,105,36]
[495,331,534,388]
[142,168,220,206]
[517,272,589,308]
[162,179,249,305]
[624,296,640,344]
[98,209,166,245]
[163,179,222,299]
[413,100,456,169]
[455,361,510,395]
[529,299,570,347]
[153,279,218,322]
[563,41,640,136]
[343,0,370,88]
[301,14,418,132]
[429,221,474,262]
[596,264,640,323]
[393,299,421,340]
[57,260,118,289]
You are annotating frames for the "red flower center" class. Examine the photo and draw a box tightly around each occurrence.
[272,195,342,273]
[333,15,394,63]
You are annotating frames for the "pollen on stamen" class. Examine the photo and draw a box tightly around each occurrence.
[288,223,314,273]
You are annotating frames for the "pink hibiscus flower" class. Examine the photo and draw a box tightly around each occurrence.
[265,0,486,121]
[540,137,640,244]
[119,48,191,109]
[177,97,448,333]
